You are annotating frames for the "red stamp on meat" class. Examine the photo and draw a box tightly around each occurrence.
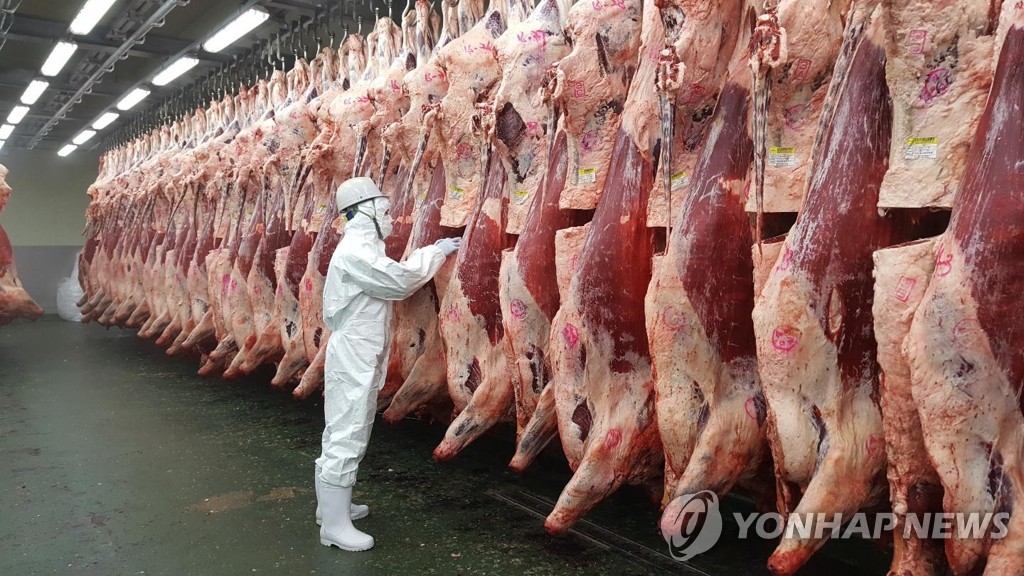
[744,397,760,421]
[661,306,687,331]
[790,58,812,83]
[771,325,801,353]
[305,278,313,292]
[572,81,586,99]
[952,318,981,347]
[934,243,953,277]
[509,299,527,320]
[865,435,885,458]
[906,29,927,55]
[776,246,794,274]
[894,276,916,303]
[456,141,473,160]
[919,67,952,103]
[604,428,622,450]
[562,323,580,348]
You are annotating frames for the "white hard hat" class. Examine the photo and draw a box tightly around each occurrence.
[335,177,385,213]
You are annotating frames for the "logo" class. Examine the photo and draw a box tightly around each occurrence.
[661,491,723,561]
[660,488,1009,564]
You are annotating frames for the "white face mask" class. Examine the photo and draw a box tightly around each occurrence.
[369,197,393,239]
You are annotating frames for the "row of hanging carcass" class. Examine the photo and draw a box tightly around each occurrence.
[78,0,1024,573]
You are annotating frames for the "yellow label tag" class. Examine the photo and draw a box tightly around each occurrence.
[513,190,530,204]
[578,168,597,184]
[904,137,938,160]
[670,171,689,191]
[449,185,465,199]
[768,147,798,168]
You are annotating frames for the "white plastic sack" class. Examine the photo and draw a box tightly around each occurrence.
[57,257,84,322]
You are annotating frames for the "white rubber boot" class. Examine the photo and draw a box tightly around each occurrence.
[316,466,368,525]
[319,483,375,551]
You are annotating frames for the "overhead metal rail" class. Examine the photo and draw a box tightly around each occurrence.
[26,0,188,149]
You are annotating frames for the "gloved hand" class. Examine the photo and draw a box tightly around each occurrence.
[434,237,462,256]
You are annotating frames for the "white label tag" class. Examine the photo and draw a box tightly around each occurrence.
[904,137,938,160]
[578,168,596,184]
[768,147,798,168]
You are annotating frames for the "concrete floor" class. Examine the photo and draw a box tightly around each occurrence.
[0,318,890,575]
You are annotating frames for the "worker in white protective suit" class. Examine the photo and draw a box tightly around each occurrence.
[315,176,460,551]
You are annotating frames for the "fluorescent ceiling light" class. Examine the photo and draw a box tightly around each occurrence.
[58,144,78,157]
[152,56,199,86]
[0,125,13,140]
[20,80,49,105]
[73,129,97,145]
[6,106,29,124]
[69,0,117,35]
[41,41,79,77]
[203,8,269,53]
[0,140,5,153]
[92,112,119,130]
[116,88,150,111]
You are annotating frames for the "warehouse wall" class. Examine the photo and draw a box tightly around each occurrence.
[1,146,100,312]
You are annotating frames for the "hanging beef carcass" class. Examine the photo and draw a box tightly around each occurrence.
[0,164,44,326]
[377,0,484,415]
[156,109,216,351]
[872,236,947,576]
[878,0,1001,209]
[904,6,1024,574]
[433,1,507,229]
[508,0,643,473]
[207,81,279,371]
[742,0,850,214]
[267,49,343,387]
[235,59,322,375]
[750,4,921,573]
[492,0,576,444]
[428,0,522,460]
[435,0,593,460]
[221,64,320,377]
[540,0,670,535]
[180,94,244,351]
[647,0,747,227]
[649,0,772,529]
[492,0,572,235]
[292,33,377,398]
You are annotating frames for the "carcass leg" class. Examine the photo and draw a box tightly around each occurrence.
[767,389,885,575]
[293,343,326,399]
[382,327,448,425]
[508,385,558,473]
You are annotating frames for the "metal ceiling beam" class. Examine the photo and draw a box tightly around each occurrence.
[262,0,327,13]
[0,68,123,97]
[0,14,237,63]
[27,0,188,149]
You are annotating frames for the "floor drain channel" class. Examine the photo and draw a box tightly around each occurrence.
[487,489,711,576]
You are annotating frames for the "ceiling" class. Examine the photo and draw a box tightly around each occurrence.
[0,0,394,155]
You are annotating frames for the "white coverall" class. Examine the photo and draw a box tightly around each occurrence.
[315,210,446,488]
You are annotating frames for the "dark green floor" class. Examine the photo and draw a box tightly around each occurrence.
[0,318,890,575]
